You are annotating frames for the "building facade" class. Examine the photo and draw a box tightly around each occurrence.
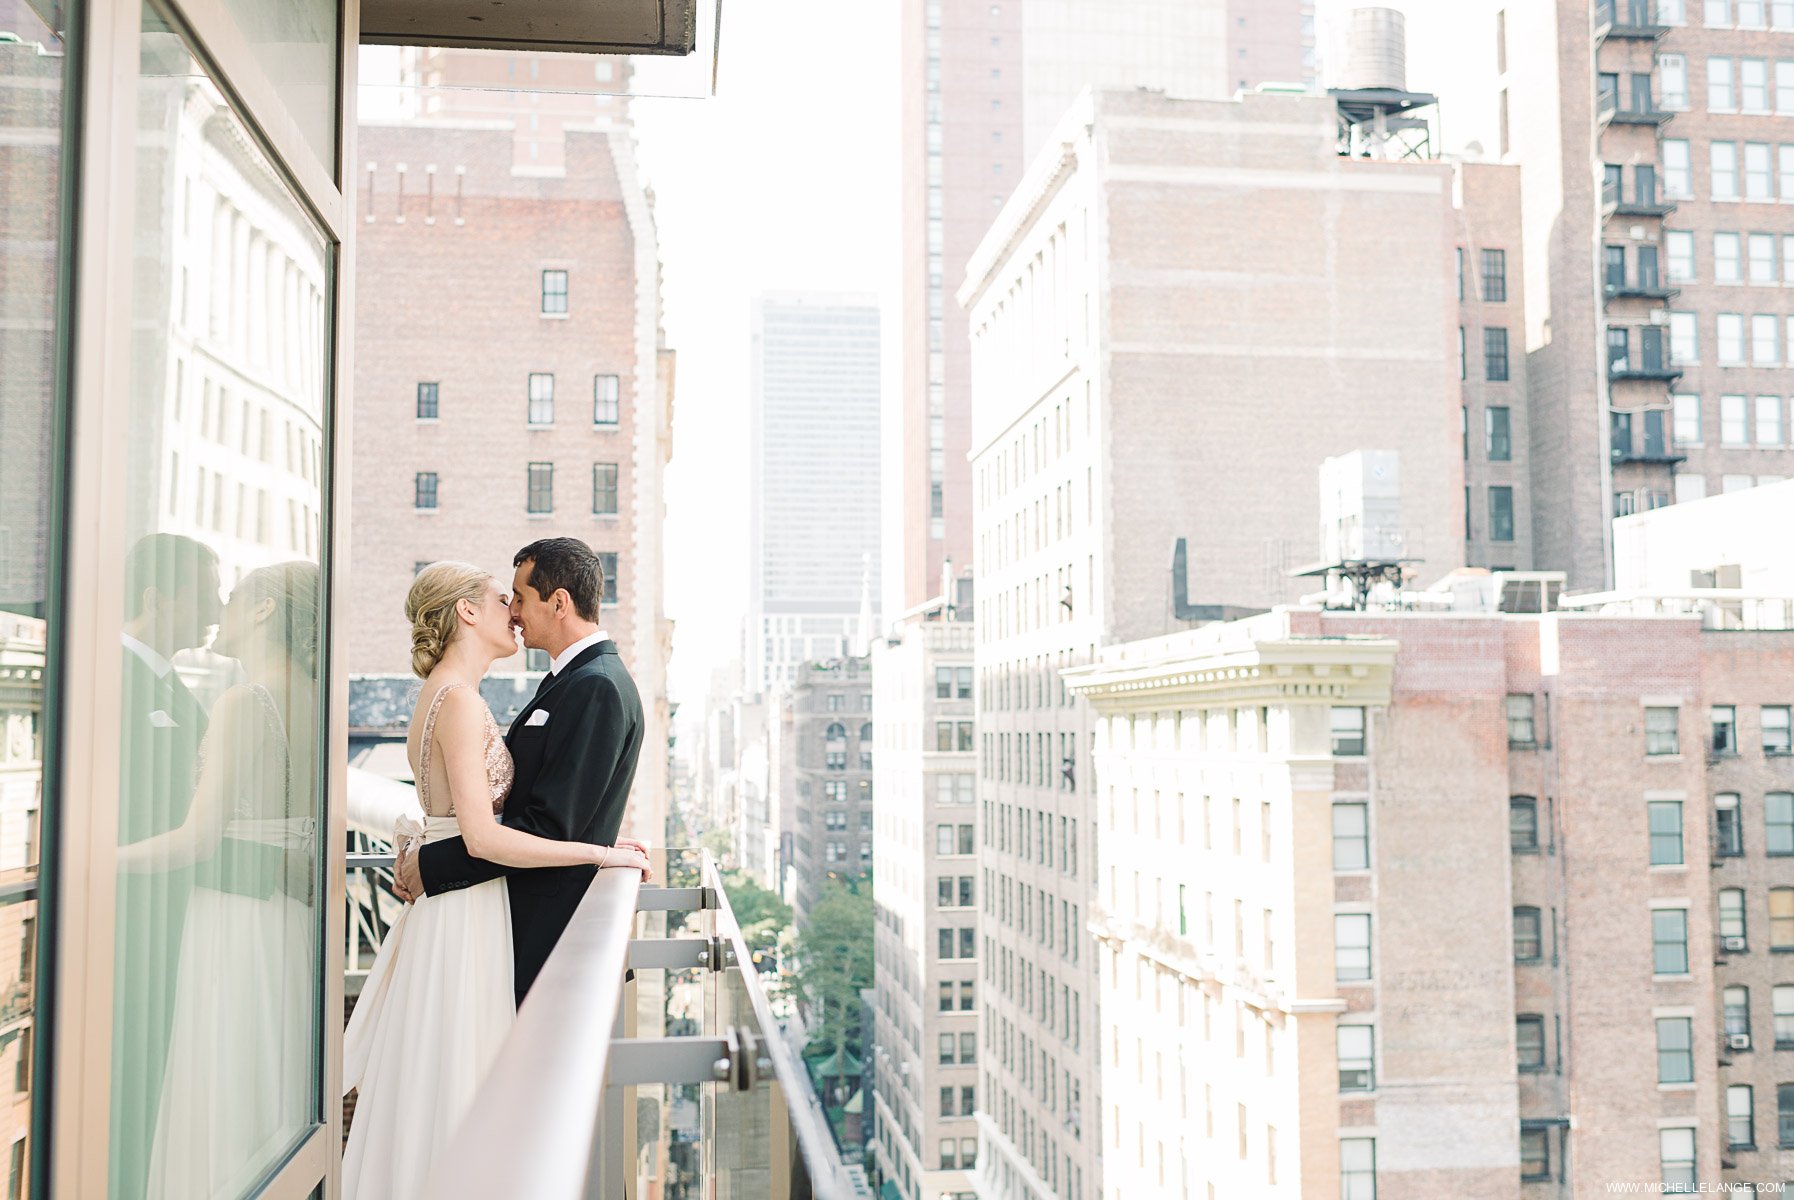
[783,657,876,924]
[1448,0,1794,587]
[348,116,674,846]
[747,293,882,697]
[870,613,979,1200]
[1068,590,1794,1196]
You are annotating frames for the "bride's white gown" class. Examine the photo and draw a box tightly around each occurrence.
[342,683,516,1200]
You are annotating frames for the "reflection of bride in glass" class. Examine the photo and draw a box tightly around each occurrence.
[120,561,320,1199]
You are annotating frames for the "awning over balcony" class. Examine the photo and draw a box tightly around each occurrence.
[361,0,702,54]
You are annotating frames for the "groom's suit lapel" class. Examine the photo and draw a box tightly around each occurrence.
[506,641,614,743]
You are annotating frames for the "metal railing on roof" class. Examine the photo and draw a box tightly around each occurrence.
[341,796,856,1199]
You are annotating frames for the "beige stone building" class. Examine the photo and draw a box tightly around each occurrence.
[870,611,979,1200]
[777,656,876,925]
[348,112,673,846]
[1066,585,1794,1197]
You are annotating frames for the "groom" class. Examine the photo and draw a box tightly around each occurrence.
[395,536,648,1004]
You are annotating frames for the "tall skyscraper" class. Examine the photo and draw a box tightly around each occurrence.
[747,293,882,696]
[1438,0,1794,587]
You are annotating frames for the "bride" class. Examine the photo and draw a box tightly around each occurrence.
[341,561,650,1200]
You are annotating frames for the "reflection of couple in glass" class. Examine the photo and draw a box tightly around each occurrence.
[341,537,651,1200]
[114,533,319,1199]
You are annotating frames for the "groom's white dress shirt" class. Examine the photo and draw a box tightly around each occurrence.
[548,629,609,676]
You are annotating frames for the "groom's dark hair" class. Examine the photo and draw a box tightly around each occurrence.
[515,537,604,622]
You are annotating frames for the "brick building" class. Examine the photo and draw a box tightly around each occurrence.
[959,83,1520,1200]
[349,115,673,845]
[1441,0,1794,588]
[1066,582,1794,1196]
[779,657,875,925]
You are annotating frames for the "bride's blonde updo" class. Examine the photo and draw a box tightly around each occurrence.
[405,561,491,678]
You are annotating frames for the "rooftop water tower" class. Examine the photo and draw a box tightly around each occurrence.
[1328,6,1438,160]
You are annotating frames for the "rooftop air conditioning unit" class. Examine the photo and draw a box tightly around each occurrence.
[1723,935,1748,951]
[1728,1033,1753,1051]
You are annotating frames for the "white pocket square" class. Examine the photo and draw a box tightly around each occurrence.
[148,709,178,728]
[525,709,551,727]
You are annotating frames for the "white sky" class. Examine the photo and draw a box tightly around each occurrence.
[362,1,1471,735]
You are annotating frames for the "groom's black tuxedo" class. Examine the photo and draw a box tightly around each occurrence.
[415,639,643,1005]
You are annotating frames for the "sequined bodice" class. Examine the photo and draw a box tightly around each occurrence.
[417,683,513,819]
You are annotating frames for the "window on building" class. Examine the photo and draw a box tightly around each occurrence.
[1645,707,1680,755]
[1778,1084,1794,1149]
[1767,793,1794,855]
[1340,1138,1376,1200]
[598,552,618,605]
[1488,487,1515,542]
[1513,906,1543,962]
[1672,394,1702,445]
[1511,796,1540,852]
[414,471,439,510]
[1663,139,1694,199]
[1772,887,1794,948]
[1725,985,1752,1046]
[1751,232,1778,283]
[1661,1126,1697,1191]
[935,667,953,699]
[1516,1014,1547,1070]
[1712,55,1738,109]
[416,381,439,419]
[1658,1016,1695,1083]
[1486,406,1512,460]
[1662,52,1690,108]
[1666,231,1696,284]
[1484,327,1510,381]
[1520,1128,1550,1181]
[1714,705,1739,753]
[1716,232,1744,283]
[1719,314,1747,365]
[1335,914,1371,982]
[1729,1084,1756,1149]
[1766,706,1793,754]
[1507,694,1536,745]
[1721,887,1748,948]
[1332,801,1369,870]
[592,462,619,516]
[1649,800,1684,866]
[1775,985,1794,1047]
[1748,140,1776,199]
[1714,140,1741,199]
[1330,707,1366,757]
[1654,907,1690,974]
[1714,792,1745,856]
[527,462,553,514]
[593,374,621,425]
[528,372,555,426]
[541,268,568,314]
[1337,1025,1375,1092]
[1480,249,1507,302]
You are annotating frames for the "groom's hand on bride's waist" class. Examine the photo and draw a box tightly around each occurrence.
[392,840,422,903]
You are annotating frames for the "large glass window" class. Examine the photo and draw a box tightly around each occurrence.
[0,4,69,1192]
[110,21,332,1194]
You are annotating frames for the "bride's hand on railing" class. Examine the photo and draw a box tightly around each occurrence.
[592,843,652,880]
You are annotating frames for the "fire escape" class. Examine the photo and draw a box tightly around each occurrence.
[1596,0,1684,516]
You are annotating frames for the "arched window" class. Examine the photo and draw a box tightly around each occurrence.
[826,722,847,743]
[859,722,874,742]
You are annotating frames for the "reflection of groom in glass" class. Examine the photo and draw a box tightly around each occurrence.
[113,533,221,1198]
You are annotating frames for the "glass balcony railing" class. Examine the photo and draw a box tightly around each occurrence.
[345,772,859,1198]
